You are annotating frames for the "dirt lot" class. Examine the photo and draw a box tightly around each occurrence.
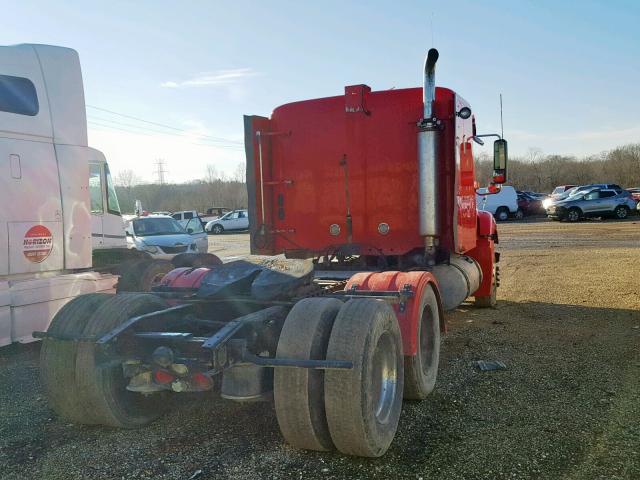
[1,221,638,480]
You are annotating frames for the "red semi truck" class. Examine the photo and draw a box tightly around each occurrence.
[41,49,508,457]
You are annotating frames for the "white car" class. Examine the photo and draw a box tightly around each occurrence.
[205,209,249,234]
[476,185,519,221]
[125,215,208,259]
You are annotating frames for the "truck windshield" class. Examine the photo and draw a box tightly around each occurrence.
[132,218,185,236]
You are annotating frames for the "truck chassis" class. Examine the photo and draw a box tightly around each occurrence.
[37,257,456,457]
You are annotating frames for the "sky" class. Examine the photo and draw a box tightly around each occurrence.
[3,0,640,183]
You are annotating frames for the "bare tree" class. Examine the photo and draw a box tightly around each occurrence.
[233,162,246,183]
[114,169,141,188]
[205,164,219,184]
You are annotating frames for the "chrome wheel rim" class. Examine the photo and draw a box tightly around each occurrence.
[371,332,398,424]
[568,211,579,221]
[616,208,627,218]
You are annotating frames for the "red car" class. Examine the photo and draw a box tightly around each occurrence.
[517,192,545,218]
[627,188,640,202]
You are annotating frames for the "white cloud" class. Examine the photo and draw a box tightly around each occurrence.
[161,68,260,89]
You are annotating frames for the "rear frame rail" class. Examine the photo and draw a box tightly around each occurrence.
[96,303,193,345]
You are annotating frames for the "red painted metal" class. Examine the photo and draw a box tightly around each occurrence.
[160,267,211,289]
[476,210,497,239]
[466,245,496,298]
[247,86,481,259]
[467,210,497,297]
[344,271,442,356]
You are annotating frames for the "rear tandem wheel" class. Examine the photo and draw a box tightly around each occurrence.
[117,259,173,292]
[40,293,111,424]
[324,299,404,457]
[73,293,172,428]
[274,297,343,451]
[403,284,441,399]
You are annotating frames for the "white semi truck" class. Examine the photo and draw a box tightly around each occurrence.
[0,44,213,347]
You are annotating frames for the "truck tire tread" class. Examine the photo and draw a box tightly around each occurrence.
[40,293,111,424]
[403,285,440,399]
[325,299,404,457]
[75,293,170,428]
[274,297,343,451]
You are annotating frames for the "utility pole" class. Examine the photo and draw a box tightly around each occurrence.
[154,158,167,184]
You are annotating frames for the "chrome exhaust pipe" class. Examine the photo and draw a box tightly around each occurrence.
[418,48,440,254]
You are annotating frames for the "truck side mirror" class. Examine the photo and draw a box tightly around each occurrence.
[493,139,508,184]
[187,228,194,234]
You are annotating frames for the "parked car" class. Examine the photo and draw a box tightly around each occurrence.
[205,207,232,219]
[182,217,209,252]
[171,210,200,227]
[545,188,636,222]
[626,188,640,202]
[550,185,577,196]
[517,191,544,217]
[523,191,546,200]
[125,215,208,259]
[205,209,250,234]
[476,185,519,221]
[542,184,623,210]
[173,208,232,226]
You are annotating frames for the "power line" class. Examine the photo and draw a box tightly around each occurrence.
[86,104,243,145]
[87,120,244,150]
[87,115,243,147]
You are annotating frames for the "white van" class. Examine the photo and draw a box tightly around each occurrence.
[476,185,519,221]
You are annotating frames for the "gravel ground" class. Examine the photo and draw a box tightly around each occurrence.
[1,220,639,480]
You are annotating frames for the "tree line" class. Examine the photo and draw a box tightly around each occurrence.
[114,164,248,214]
[114,143,640,214]
[475,143,640,193]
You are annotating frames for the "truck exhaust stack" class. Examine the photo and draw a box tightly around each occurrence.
[418,48,440,255]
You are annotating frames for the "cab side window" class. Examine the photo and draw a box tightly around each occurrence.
[599,191,616,198]
[0,75,39,116]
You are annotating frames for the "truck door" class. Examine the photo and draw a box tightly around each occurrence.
[0,46,64,275]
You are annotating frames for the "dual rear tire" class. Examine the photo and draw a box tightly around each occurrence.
[41,293,170,427]
[275,287,440,457]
